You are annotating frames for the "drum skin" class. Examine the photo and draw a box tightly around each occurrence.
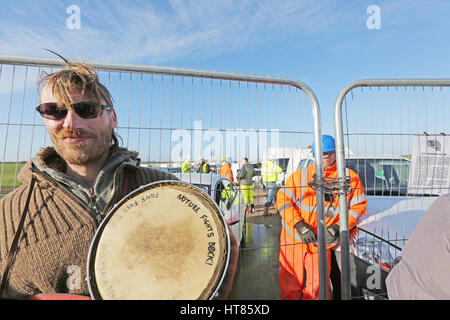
[87,180,230,300]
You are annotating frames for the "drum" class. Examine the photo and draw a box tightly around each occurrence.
[87,180,230,300]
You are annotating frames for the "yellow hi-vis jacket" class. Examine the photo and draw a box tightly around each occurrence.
[276,162,367,255]
[181,161,192,173]
[221,186,233,200]
[262,160,282,183]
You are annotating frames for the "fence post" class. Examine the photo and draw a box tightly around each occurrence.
[334,86,352,299]
[312,100,328,301]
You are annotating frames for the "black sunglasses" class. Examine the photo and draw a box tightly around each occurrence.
[35,102,111,120]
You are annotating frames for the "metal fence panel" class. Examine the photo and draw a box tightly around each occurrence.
[0,55,328,299]
[334,79,450,300]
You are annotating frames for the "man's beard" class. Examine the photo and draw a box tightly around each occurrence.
[50,128,112,166]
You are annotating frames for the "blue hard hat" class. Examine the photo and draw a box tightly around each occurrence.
[311,135,336,153]
[226,157,232,163]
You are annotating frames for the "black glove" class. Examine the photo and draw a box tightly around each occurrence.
[325,224,340,246]
[294,221,317,245]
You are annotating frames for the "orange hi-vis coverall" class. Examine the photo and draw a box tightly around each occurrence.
[276,162,367,300]
[220,163,234,182]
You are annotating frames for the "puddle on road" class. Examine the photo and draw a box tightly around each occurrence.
[230,214,282,300]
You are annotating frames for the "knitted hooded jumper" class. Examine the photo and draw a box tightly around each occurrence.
[0,147,178,298]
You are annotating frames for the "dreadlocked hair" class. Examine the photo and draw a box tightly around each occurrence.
[39,51,120,149]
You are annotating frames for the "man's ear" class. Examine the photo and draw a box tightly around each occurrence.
[110,109,118,129]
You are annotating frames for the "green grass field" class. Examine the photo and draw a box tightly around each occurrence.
[1,162,25,197]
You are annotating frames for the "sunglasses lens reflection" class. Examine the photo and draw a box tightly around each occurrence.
[37,104,67,120]
[73,103,101,119]
[36,102,105,120]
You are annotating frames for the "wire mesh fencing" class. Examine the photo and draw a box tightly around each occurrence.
[334,80,450,299]
[0,56,325,300]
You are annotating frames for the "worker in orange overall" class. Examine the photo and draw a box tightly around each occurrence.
[220,157,234,182]
[276,135,367,300]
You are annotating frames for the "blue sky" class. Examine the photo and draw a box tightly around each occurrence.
[1,0,450,162]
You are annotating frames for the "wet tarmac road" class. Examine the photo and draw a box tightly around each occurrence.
[229,191,282,300]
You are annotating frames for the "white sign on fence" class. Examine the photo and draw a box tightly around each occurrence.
[408,134,450,195]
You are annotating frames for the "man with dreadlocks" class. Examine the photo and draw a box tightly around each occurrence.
[0,55,238,299]
[276,135,367,300]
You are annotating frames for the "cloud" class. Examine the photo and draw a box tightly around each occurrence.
[0,0,447,65]
[0,0,356,63]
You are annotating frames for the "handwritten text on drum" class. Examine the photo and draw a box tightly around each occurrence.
[177,193,201,213]
[122,192,158,213]
[177,193,215,237]
[205,242,216,265]
[177,193,218,266]
[200,214,214,237]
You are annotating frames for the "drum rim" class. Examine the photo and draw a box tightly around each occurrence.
[86,179,231,300]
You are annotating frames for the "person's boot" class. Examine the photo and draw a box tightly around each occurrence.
[264,206,269,215]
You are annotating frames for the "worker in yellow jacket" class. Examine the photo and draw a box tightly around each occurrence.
[262,158,282,215]
[181,156,193,173]
[236,157,256,213]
